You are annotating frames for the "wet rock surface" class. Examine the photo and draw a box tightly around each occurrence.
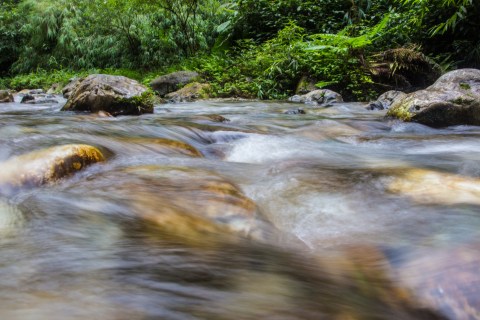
[0,144,105,193]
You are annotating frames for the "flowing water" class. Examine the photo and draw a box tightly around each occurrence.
[0,97,480,319]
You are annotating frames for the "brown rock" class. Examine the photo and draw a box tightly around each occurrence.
[0,90,13,103]
[0,144,105,193]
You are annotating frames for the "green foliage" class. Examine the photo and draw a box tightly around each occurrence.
[0,0,23,74]
[192,17,389,100]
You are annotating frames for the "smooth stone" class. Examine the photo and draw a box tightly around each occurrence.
[386,168,480,206]
[0,144,105,193]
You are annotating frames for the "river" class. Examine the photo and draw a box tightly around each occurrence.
[0,97,479,319]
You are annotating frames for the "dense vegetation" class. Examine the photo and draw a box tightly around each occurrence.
[1,0,479,100]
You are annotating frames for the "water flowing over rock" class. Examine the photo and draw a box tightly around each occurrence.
[388,242,480,320]
[150,71,200,96]
[20,93,58,105]
[0,90,13,103]
[0,144,105,193]
[386,168,480,206]
[71,165,270,242]
[387,69,480,127]
[164,82,210,103]
[289,89,343,105]
[61,74,153,116]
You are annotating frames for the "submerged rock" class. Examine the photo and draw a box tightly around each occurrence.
[71,165,270,242]
[61,74,153,116]
[386,168,480,206]
[20,93,58,104]
[367,90,407,110]
[387,69,480,127]
[0,144,105,193]
[121,137,203,157]
[150,70,200,96]
[289,89,343,106]
[165,82,211,103]
[284,108,306,115]
[388,242,480,320]
[0,90,13,103]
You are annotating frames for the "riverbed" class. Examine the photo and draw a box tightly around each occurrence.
[0,98,479,319]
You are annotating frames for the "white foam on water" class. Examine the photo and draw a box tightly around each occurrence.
[226,134,324,164]
[390,122,437,134]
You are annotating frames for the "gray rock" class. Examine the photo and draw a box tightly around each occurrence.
[62,77,83,98]
[289,89,343,106]
[61,74,153,116]
[367,91,407,110]
[0,90,14,103]
[150,71,199,96]
[284,108,306,115]
[21,93,59,104]
[387,69,480,127]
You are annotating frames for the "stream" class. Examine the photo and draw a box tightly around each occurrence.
[0,97,479,319]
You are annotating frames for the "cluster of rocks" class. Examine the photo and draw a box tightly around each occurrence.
[2,68,479,126]
[369,68,480,127]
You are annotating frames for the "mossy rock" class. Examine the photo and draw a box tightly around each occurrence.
[150,70,200,96]
[0,144,105,193]
[61,74,154,116]
[387,69,480,127]
[165,82,211,103]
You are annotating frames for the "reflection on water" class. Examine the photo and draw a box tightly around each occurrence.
[0,99,479,319]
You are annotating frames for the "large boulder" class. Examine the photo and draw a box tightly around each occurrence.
[289,89,343,106]
[0,90,13,103]
[387,69,480,127]
[164,82,210,103]
[0,144,105,194]
[150,71,199,96]
[61,74,153,116]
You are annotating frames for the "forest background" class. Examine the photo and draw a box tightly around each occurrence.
[0,0,479,101]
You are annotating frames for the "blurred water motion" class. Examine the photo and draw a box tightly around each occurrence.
[0,100,479,319]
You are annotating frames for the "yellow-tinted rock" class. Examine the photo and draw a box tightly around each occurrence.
[387,168,480,205]
[0,144,105,191]
[124,166,259,238]
[123,137,202,157]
